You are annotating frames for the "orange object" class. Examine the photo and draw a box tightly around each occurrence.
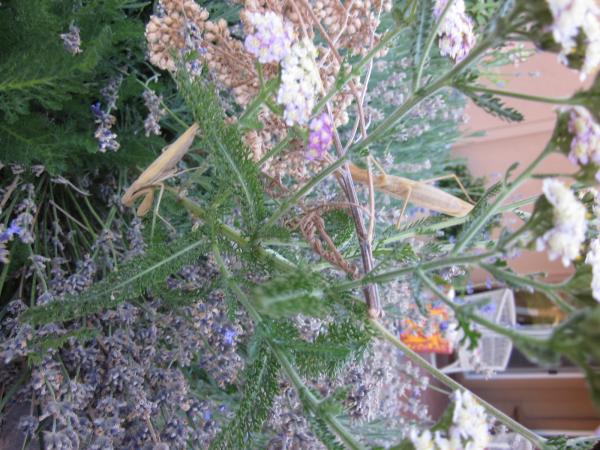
[400,307,453,354]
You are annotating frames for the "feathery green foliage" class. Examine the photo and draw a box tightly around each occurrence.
[210,343,281,450]
[21,231,208,326]
[175,71,268,234]
[461,90,524,122]
[0,0,168,173]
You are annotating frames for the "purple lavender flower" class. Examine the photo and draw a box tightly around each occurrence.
[60,24,82,55]
[222,327,236,346]
[466,280,474,295]
[91,102,120,153]
[306,113,333,161]
[143,90,166,137]
[244,12,294,64]
[485,276,493,290]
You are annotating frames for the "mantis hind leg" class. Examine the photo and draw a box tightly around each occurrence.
[151,183,176,238]
[364,156,412,229]
[395,185,413,229]
[421,173,475,204]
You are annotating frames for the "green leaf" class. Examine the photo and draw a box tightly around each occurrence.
[411,0,434,83]
[21,232,208,325]
[210,342,280,449]
[251,271,335,318]
[175,69,267,234]
[461,90,524,122]
[546,435,600,450]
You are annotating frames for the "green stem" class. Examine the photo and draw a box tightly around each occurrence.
[368,318,549,450]
[452,144,553,255]
[350,32,496,155]
[239,81,277,127]
[464,85,574,106]
[64,189,97,240]
[481,263,575,313]
[414,0,455,90]
[337,251,498,291]
[168,188,296,272]
[211,243,366,450]
[258,132,294,166]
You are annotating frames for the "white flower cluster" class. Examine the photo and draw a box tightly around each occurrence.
[276,38,322,126]
[586,238,600,302]
[545,0,600,79]
[244,11,294,64]
[568,106,600,181]
[433,0,476,62]
[410,390,490,450]
[536,178,587,267]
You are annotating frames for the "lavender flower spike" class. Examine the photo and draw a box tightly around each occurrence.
[60,24,82,55]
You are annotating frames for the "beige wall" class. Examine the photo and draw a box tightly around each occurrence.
[453,49,592,283]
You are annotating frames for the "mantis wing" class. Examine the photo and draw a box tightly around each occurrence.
[122,123,199,216]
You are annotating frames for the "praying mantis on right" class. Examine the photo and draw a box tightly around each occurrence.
[348,158,475,227]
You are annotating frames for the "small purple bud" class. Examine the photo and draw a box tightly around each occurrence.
[466,280,474,295]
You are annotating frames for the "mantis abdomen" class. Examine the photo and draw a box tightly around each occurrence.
[348,163,474,218]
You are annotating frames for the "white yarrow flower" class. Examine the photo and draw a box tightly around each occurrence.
[586,238,600,302]
[410,390,490,450]
[536,178,587,267]
[545,0,600,79]
[276,38,322,126]
[434,0,476,62]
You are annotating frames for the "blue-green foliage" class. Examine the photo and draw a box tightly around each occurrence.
[0,0,167,173]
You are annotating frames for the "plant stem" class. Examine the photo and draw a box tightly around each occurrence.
[481,263,575,313]
[239,81,277,127]
[338,250,498,291]
[258,132,294,166]
[368,318,549,450]
[417,269,547,343]
[167,188,296,272]
[350,31,495,155]
[414,0,455,90]
[211,243,366,450]
[464,85,574,106]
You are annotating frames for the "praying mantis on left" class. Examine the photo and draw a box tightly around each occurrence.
[122,124,474,227]
[122,123,200,216]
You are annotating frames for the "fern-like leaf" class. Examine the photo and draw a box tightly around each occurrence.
[411,0,434,83]
[175,70,267,234]
[21,233,208,326]
[209,343,280,449]
[461,90,524,122]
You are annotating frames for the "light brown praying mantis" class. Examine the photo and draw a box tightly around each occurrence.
[122,123,200,216]
[122,123,474,228]
[348,158,474,227]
